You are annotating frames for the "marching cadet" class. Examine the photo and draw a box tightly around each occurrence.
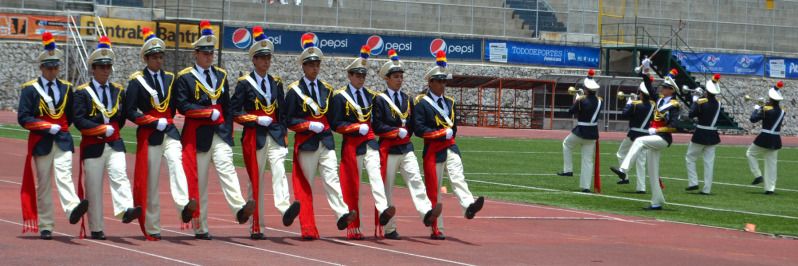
[685,74,722,195]
[174,20,254,240]
[126,27,197,240]
[372,49,442,240]
[73,35,141,240]
[557,69,602,193]
[746,81,787,195]
[230,26,300,240]
[615,76,655,194]
[611,70,682,210]
[414,51,484,240]
[330,45,396,240]
[18,32,88,239]
[285,33,355,240]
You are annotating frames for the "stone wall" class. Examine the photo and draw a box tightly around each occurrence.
[2,41,794,135]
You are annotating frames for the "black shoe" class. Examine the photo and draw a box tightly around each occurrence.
[379,206,396,226]
[195,233,212,240]
[685,185,699,191]
[69,200,89,224]
[250,233,266,240]
[430,233,446,240]
[181,200,198,223]
[122,206,142,224]
[752,176,764,185]
[40,230,52,240]
[642,206,663,211]
[610,167,627,180]
[236,200,256,224]
[581,189,591,193]
[91,231,106,240]
[465,197,484,219]
[765,191,775,195]
[423,203,443,227]
[617,179,629,184]
[384,231,401,240]
[699,191,711,195]
[337,210,357,230]
[556,171,573,177]
[149,233,162,240]
[635,191,646,194]
[282,201,301,226]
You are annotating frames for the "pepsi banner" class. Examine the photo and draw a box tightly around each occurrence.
[484,40,599,68]
[765,57,798,79]
[673,51,764,76]
[223,26,482,60]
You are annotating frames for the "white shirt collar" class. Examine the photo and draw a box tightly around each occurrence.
[303,77,317,88]
[195,64,211,73]
[147,68,160,77]
[254,71,268,86]
[348,84,363,94]
[40,76,56,87]
[428,90,444,102]
[92,79,109,89]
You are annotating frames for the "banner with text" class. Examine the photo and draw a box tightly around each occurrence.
[484,40,599,68]
[0,13,68,41]
[79,17,220,49]
[673,51,764,76]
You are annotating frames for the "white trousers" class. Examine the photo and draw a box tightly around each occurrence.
[83,145,135,232]
[247,136,290,233]
[355,146,390,213]
[144,137,191,234]
[34,146,81,231]
[746,144,779,192]
[616,137,647,192]
[383,151,433,234]
[562,133,596,190]
[433,150,476,232]
[195,135,248,234]
[621,135,668,207]
[685,142,717,194]
[298,146,350,219]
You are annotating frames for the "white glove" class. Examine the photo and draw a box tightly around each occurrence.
[398,128,408,139]
[156,118,167,131]
[48,124,61,135]
[358,124,369,136]
[754,105,762,110]
[210,109,220,121]
[641,58,652,72]
[625,97,633,105]
[308,121,324,133]
[105,125,115,137]
[692,95,700,102]
[445,128,454,139]
[648,127,657,135]
[257,116,273,127]
[634,66,641,74]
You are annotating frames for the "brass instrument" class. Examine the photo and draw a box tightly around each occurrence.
[567,86,584,97]
[743,94,766,106]
[617,91,638,101]
[681,85,704,97]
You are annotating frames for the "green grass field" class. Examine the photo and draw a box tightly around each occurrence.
[2,124,796,236]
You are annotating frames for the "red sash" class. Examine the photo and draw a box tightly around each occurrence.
[180,105,225,229]
[77,122,121,238]
[290,116,330,239]
[133,109,175,240]
[422,137,455,237]
[21,116,68,233]
[373,129,411,237]
[339,123,375,239]
[241,110,278,234]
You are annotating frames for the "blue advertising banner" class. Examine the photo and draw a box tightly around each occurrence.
[484,40,599,68]
[222,26,483,60]
[765,57,798,79]
[673,51,764,76]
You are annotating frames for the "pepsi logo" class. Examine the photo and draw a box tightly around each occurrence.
[366,35,384,55]
[232,28,251,49]
[429,38,446,57]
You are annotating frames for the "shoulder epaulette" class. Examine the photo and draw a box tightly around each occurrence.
[213,66,227,75]
[271,74,282,84]
[333,88,346,95]
[414,94,424,104]
[444,95,455,102]
[237,72,250,82]
[128,71,143,80]
[58,79,72,86]
[76,83,90,91]
[669,99,680,107]
[631,100,643,105]
[111,82,124,90]
[321,81,333,89]
[288,81,300,88]
[177,67,193,77]
[366,88,379,95]
[764,106,774,111]
[697,98,708,104]
[20,79,37,89]
[164,71,174,77]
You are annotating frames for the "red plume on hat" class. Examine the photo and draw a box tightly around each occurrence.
[587,68,595,77]
[712,73,721,82]
[776,80,784,89]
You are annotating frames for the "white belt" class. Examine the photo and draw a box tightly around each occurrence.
[695,125,717,131]
[761,129,781,135]
[577,122,598,126]
[630,127,648,133]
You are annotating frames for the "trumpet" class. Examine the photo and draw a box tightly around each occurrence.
[617,91,638,101]
[681,85,704,97]
[568,86,584,97]
[743,94,766,106]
